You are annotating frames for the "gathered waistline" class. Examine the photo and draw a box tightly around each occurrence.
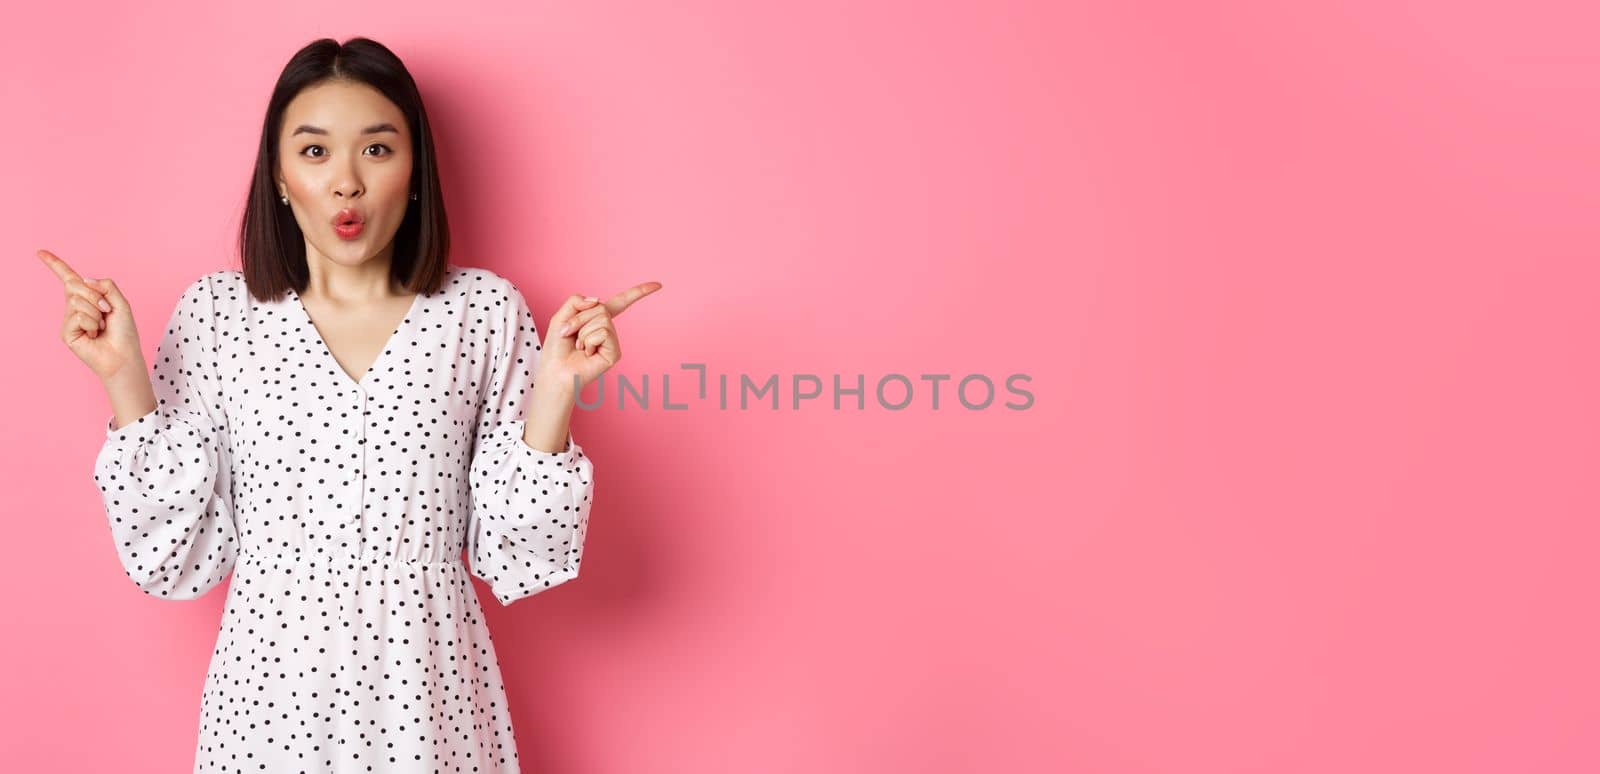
[238,548,464,568]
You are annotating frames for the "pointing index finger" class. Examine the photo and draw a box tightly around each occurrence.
[604,281,663,316]
[37,249,85,286]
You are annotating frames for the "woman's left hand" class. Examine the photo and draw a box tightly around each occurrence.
[539,281,662,394]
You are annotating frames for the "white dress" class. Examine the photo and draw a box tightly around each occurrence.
[92,264,594,772]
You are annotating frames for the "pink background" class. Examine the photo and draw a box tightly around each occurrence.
[3,1,1597,772]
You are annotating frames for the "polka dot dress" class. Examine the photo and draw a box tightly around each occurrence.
[92,264,594,772]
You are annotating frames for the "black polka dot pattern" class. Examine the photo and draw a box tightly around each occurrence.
[92,264,594,771]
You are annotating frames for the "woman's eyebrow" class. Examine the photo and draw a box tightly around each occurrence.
[290,122,399,137]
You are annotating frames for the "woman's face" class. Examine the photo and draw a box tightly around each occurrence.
[275,80,414,272]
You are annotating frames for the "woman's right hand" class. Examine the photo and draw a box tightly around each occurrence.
[38,249,144,382]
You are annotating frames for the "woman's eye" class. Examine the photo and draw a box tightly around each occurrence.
[297,144,391,158]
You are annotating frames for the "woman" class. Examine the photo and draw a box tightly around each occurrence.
[39,37,659,772]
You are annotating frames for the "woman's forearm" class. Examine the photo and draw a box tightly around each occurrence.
[103,359,157,431]
[521,374,578,453]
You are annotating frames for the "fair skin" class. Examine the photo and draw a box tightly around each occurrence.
[39,78,660,453]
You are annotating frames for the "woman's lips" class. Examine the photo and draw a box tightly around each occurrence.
[331,208,366,240]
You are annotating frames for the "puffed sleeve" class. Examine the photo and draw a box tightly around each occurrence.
[466,278,595,606]
[93,273,238,600]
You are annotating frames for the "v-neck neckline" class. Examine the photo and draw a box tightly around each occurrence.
[287,283,425,389]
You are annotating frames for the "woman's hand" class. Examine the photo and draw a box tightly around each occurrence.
[538,281,663,394]
[38,249,144,382]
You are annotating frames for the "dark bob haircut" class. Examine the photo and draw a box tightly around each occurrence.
[238,37,451,301]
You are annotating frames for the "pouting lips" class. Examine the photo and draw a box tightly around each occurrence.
[333,209,366,226]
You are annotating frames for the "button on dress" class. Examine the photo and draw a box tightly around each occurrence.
[92,264,594,772]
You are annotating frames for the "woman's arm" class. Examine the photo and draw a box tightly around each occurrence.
[521,376,576,453]
[466,278,594,605]
[103,356,158,430]
[93,274,239,600]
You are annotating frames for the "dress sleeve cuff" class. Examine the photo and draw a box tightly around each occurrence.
[105,407,164,446]
[493,419,581,467]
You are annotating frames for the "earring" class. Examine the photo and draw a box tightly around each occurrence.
[410,192,418,201]
[280,194,289,205]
